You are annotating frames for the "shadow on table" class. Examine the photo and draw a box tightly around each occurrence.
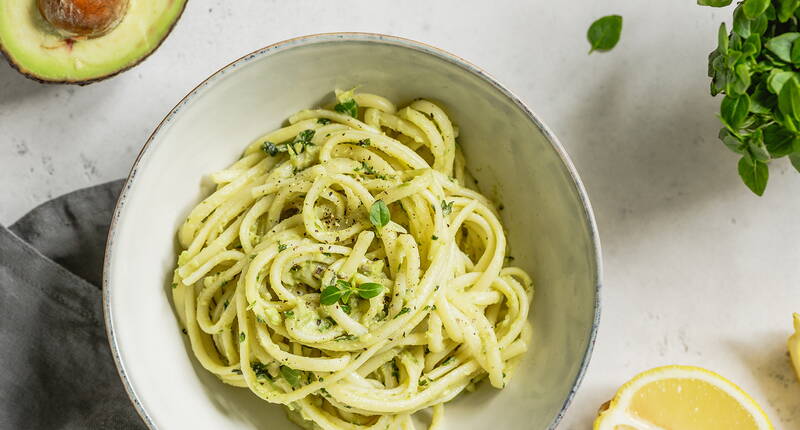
[558,60,743,246]
[727,335,800,427]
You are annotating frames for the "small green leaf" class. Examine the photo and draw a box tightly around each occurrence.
[394,307,411,319]
[320,285,342,305]
[720,93,751,129]
[765,32,800,62]
[738,157,769,195]
[369,200,390,230]
[763,124,797,157]
[733,7,752,39]
[718,22,729,55]
[279,365,301,388]
[719,128,745,154]
[357,282,384,299]
[743,0,770,19]
[698,0,733,6]
[336,279,353,303]
[779,77,800,121]
[334,99,359,118]
[747,129,771,162]
[778,0,800,22]
[767,70,795,94]
[790,152,800,172]
[587,15,623,53]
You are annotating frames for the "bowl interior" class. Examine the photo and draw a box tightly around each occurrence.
[105,34,600,430]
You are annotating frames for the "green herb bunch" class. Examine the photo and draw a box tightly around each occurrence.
[706,0,800,194]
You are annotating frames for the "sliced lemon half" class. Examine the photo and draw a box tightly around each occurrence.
[789,313,800,383]
[594,365,773,430]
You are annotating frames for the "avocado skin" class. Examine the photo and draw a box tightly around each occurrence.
[0,0,187,86]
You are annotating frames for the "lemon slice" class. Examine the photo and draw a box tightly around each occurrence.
[594,365,773,430]
[789,313,800,383]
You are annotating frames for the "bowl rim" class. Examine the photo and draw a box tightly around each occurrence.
[102,32,603,430]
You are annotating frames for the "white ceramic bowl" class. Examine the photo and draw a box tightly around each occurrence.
[104,33,601,430]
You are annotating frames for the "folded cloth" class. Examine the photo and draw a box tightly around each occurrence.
[0,180,146,429]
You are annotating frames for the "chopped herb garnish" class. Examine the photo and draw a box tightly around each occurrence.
[288,129,316,155]
[394,307,411,319]
[171,282,177,289]
[252,362,271,380]
[261,141,281,156]
[278,242,288,252]
[232,368,242,375]
[441,200,454,216]
[356,138,371,146]
[239,332,246,342]
[441,357,456,366]
[419,379,428,386]
[341,303,351,314]
[284,310,295,319]
[334,99,358,118]
[223,299,229,309]
[280,365,301,388]
[317,118,331,125]
[431,235,438,240]
[334,334,358,341]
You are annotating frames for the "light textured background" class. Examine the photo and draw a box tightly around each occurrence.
[1,1,799,428]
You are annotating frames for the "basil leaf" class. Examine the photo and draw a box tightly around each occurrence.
[747,129,771,162]
[791,39,800,64]
[767,70,795,93]
[718,22,729,55]
[750,82,775,113]
[279,365,301,388]
[743,0,770,19]
[779,76,800,121]
[790,152,800,172]
[778,0,800,22]
[698,0,733,6]
[320,285,342,305]
[719,128,745,154]
[733,7,752,39]
[764,123,797,157]
[765,32,800,62]
[720,93,751,129]
[357,282,384,299]
[587,15,623,53]
[334,99,358,118]
[369,200,390,230]
[738,156,769,195]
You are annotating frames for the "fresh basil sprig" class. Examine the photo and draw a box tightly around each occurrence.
[587,15,623,53]
[707,0,800,195]
[319,279,384,306]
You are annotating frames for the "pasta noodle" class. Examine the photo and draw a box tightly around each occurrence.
[171,89,534,430]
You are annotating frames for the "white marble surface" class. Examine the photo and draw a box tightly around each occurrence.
[2,1,799,428]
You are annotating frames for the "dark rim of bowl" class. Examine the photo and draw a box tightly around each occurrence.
[102,32,603,430]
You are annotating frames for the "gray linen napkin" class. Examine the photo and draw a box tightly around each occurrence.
[0,180,146,429]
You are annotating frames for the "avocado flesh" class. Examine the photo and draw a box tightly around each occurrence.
[0,0,186,84]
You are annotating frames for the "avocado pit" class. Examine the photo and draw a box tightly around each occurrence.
[37,0,129,38]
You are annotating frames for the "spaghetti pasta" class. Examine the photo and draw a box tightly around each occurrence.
[171,90,534,430]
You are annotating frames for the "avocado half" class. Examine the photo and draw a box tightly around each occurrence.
[0,0,187,85]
